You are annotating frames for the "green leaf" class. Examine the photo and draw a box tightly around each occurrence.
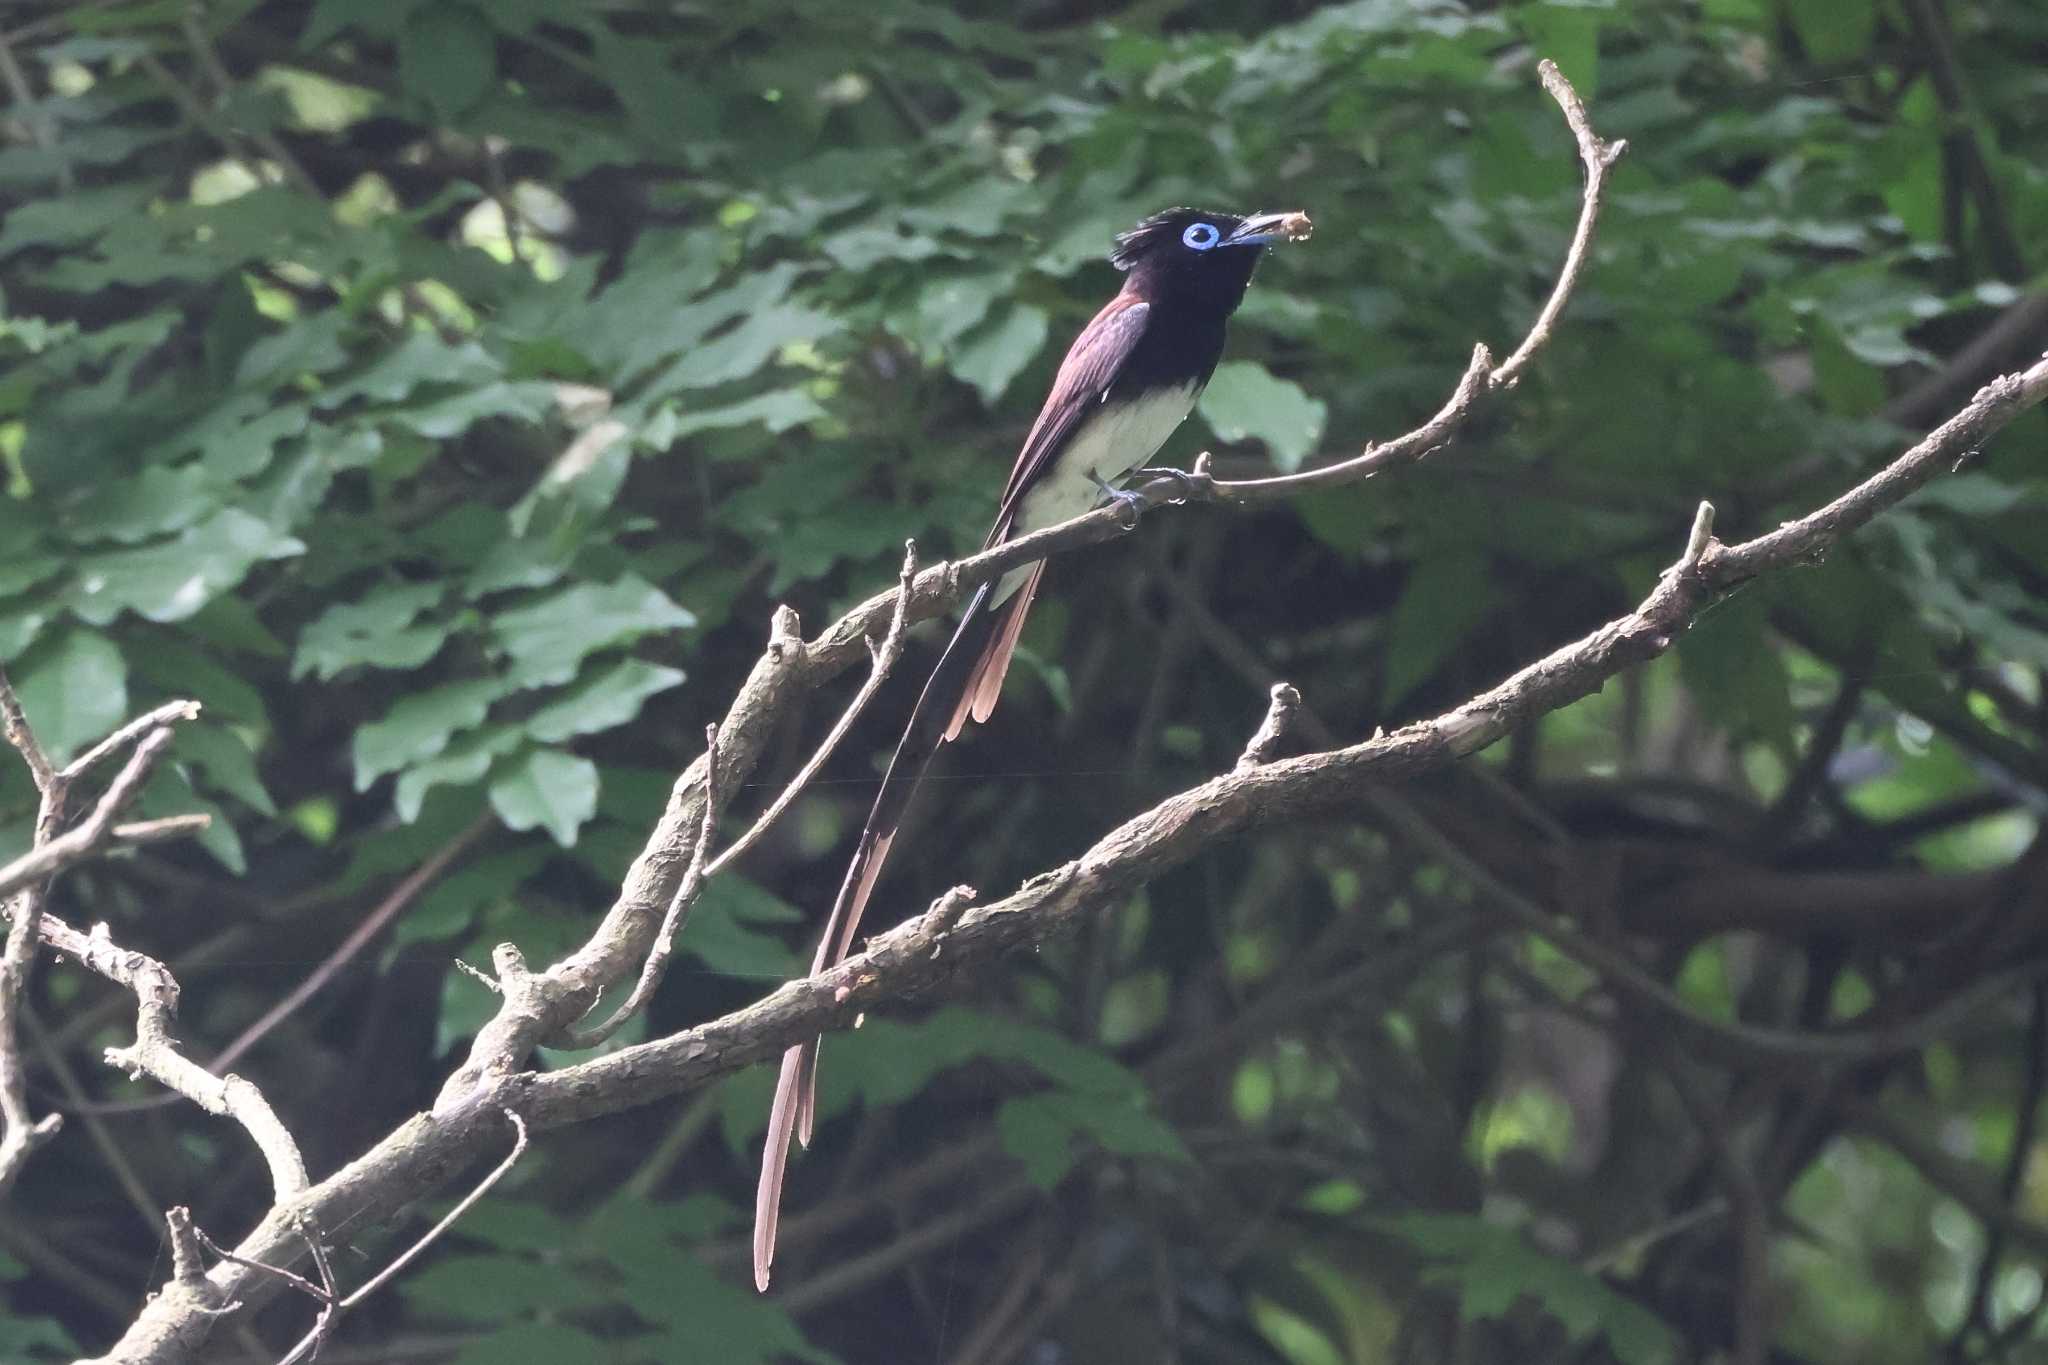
[316,333,502,410]
[1676,593,1796,757]
[651,389,827,443]
[393,846,548,948]
[524,660,685,743]
[401,6,497,123]
[294,582,448,681]
[389,381,559,439]
[12,629,128,765]
[488,748,599,845]
[952,305,1050,404]
[1382,553,1497,704]
[1377,1214,1677,1365]
[394,726,519,822]
[354,678,509,790]
[0,605,50,666]
[137,765,243,874]
[640,304,840,396]
[0,183,156,257]
[402,1253,601,1321]
[491,576,695,689]
[893,270,1011,354]
[124,636,270,727]
[177,722,277,816]
[0,557,61,598]
[996,1093,1080,1186]
[1787,0,1875,63]
[1199,361,1327,472]
[447,1323,611,1365]
[557,249,774,380]
[304,0,428,47]
[0,1306,77,1357]
[625,1258,834,1363]
[676,875,802,980]
[69,510,306,626]
[237,313,351,387]
[997,1089,1189,1189]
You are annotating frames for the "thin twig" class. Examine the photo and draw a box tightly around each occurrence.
[1490,58,1630,389]
[337,1111,527,1309]
[189,1223,329,1305]
[166,1208,212,1296]
[550,727,723,1048]
[63,700,202,783]
[708,540,921,881]
[0,728,201,901]
[555,544,918,1050]
[0,669,54,790]
[206,817,490,1077]
[89,59,2048,1361]
[1180,58,1625,502]
[1,687,204,1189]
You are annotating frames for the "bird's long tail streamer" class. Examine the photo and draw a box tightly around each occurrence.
[754,576,1022,1290]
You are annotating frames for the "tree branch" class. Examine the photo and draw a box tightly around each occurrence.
[84,58,2048,1360]
[431,60,1623,1116]
[0,680,209,1195]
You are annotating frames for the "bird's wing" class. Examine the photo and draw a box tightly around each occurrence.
[945,295,1151,735]
[985,295,1151,546]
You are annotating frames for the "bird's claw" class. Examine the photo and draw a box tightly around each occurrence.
[1089,470,1147,528]
[1132,465,1205,502]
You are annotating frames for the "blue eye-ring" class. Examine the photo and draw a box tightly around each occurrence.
[1181,222,1221,251]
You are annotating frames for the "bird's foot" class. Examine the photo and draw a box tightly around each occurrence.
[1088,470,1147,528]
[1132,465,1206,502]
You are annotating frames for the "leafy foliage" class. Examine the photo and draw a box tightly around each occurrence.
[4,0,2048,1362]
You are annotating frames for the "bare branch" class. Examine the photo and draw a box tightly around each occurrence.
[553,726,723,1049]
[1490,58,1630,389]
[188,1222,327,1306]
[0,669,55,790]
[1180,58,1625,501]
[96,326,2048,1357]
[0,728,201,902]
[1,686,207,1193]
[435,63,1634,1118]
[100,927,309,1202]
[62,700,202,783]
[336,1111,527,1310]
[1236,683,1301,771]
[165,1209,215,1299]
[514,347,2048,1131]
[708,540,921,882]
[85,62,2048,1364]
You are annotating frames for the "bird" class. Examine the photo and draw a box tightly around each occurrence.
[753,206,1312,1290]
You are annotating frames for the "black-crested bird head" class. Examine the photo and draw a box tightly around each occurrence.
[1111,207,1311,313]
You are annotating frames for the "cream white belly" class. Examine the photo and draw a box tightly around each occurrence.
[995,383,1197,604]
